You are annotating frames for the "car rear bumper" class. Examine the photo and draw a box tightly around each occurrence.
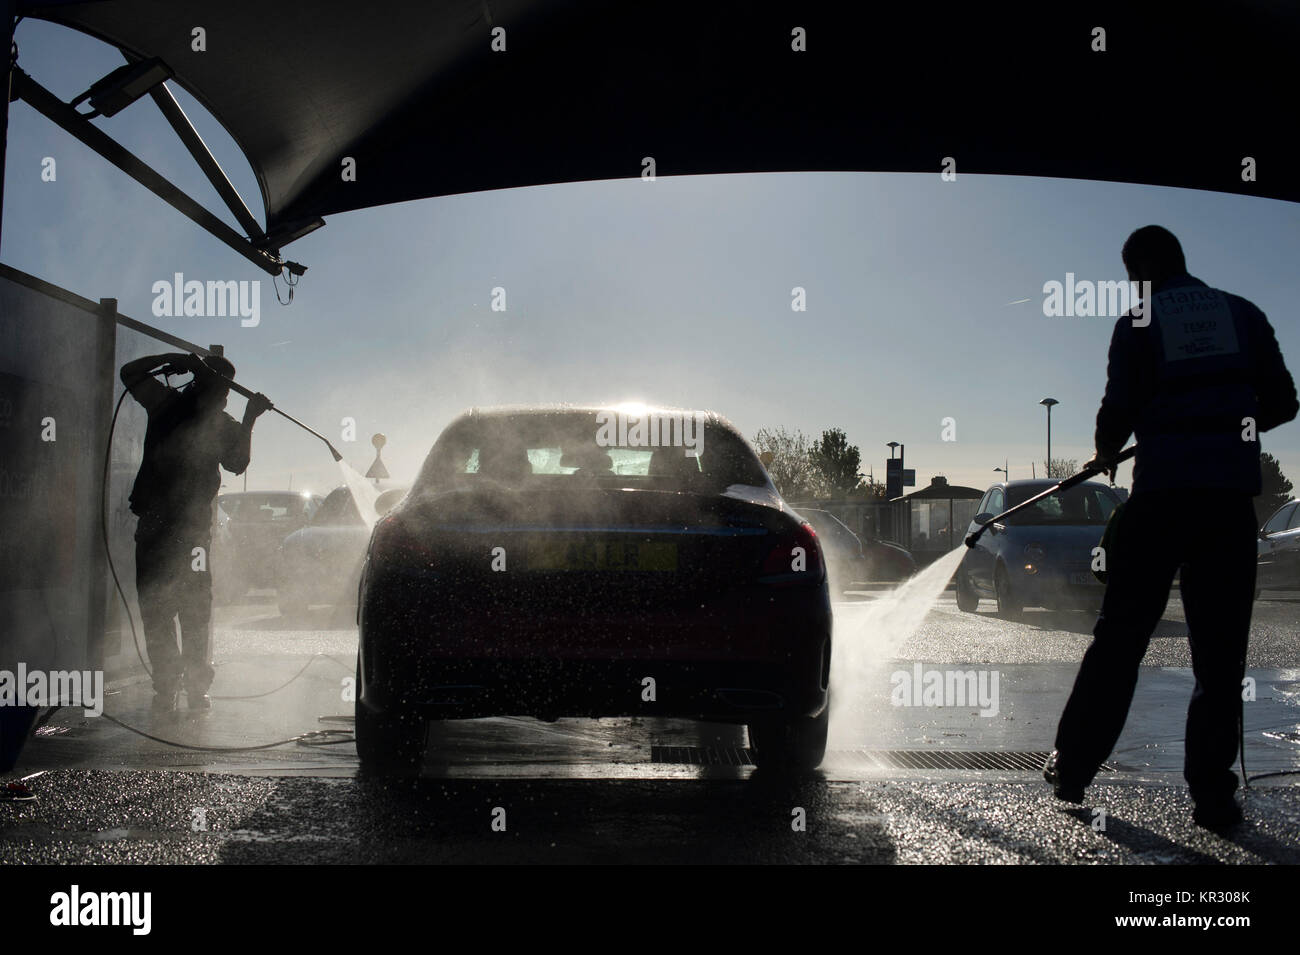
[358,656,830,723]
[359,582,832,722]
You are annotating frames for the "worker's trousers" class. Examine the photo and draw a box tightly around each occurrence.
[1054,489,1257,803]
[135,514,215,697]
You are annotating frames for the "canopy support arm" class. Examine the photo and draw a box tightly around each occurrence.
[142,68,267,243]
[11,67,303,277]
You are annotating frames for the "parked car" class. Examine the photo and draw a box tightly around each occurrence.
[795,508,915,588]
[276,482,408,614]
[355,405,832,774]
[212,491,322,603]
[1257,499,1300,590]
[955,479,1121,617]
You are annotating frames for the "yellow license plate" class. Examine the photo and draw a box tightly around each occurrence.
[526,538,677,571]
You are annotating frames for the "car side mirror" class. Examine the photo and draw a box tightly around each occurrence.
[974,513,994,526]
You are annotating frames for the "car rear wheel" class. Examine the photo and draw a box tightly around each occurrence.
[955,571,979,612]
[748,703,829,773]
[995,564,1023,619]
[355,699,427,777]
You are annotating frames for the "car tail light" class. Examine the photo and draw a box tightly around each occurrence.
[760,521,825,583]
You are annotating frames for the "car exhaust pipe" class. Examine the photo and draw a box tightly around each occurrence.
[965,445,1136,549]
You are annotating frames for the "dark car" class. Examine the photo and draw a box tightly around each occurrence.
[276,482,408,614]
[795,508,915,589]
[213,491,321,603]
[356,405,832,774]
[955,479,1120,618]
[1257,498,1300,590]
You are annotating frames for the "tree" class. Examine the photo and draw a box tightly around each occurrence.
[752,427,818,500]
[1256,452,1294,525]
[1042,458,1079,479]
[810,428,864,498]
[855,478,889,501]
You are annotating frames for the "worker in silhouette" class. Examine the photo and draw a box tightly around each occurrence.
[1046,226,1298,829]
[120,352,271,713]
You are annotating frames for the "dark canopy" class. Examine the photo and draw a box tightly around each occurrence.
[22,1,1299,242]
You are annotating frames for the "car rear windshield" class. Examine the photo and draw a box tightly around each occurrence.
[1004,484,1118,526]
[413,412,768,493]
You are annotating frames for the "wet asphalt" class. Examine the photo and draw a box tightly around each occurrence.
[2,589,1298,865]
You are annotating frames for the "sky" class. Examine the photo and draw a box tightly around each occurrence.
[5,19,1300,500]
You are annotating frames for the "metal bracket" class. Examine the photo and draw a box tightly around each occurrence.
[11,67,308,277]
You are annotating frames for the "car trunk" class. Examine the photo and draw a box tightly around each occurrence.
[364,485,812,658]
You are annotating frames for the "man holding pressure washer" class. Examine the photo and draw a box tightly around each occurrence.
[120,352,272,714]
[1045,226,1298,829]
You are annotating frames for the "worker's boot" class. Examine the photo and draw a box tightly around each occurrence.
[186,688,211,711]
[1192,795,1243,831]
[1043,750,1086,804]
[151,687,180,714]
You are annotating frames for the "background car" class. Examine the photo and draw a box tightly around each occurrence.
[212,490,322,603]
[795,507,915,590]
[955,479,1120,618]
[276,482,408,614]
[355,406,832,775]
[1257,498,1300,590]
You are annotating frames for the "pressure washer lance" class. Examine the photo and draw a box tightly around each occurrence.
[964,445,1137,549]
[177,358,344,462]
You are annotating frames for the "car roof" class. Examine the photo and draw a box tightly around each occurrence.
[990,479,1114,492]
[448,404,741,435]
[798,507,849,528]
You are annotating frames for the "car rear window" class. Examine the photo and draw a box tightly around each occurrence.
[414,412,767,493]
[1005,484,1117,526]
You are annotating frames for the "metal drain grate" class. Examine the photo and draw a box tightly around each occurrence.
[651,745,756,766]
[650,746,1113,772]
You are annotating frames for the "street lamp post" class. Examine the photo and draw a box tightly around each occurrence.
[885,442,902,542]
[1039,398,1059,477]
[885,441,904,491]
